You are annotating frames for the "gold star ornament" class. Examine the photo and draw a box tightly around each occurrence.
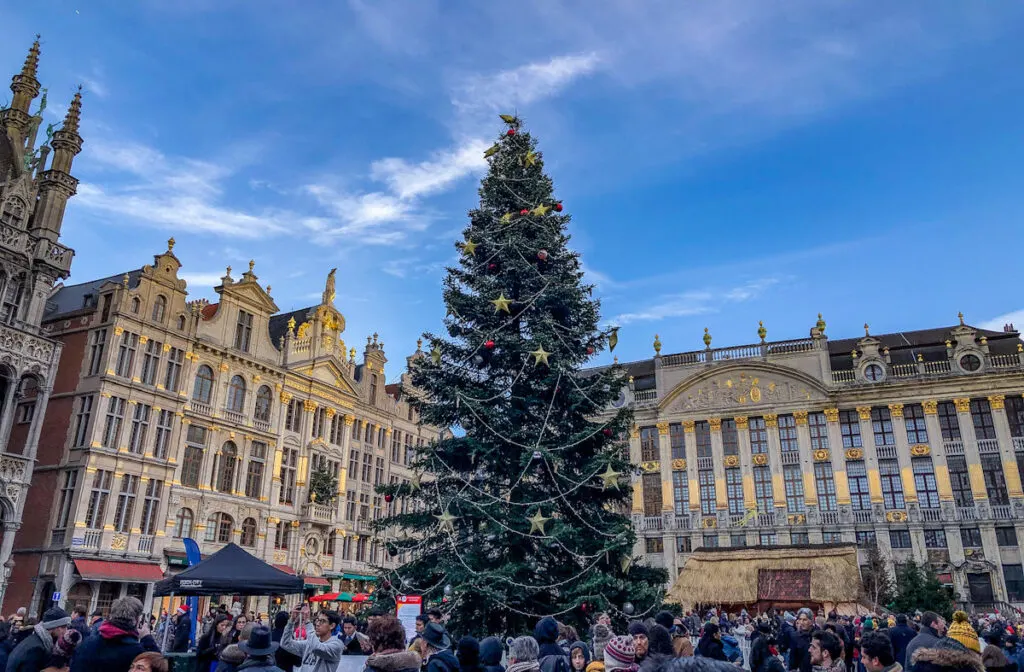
[599,464,622,490]
[483,143,500,158]
[492,294,512,314]
[500,212,513,225]
[527,510,552,535]
[531,345,551,367]
[431,346,441,365]
[411,472,423,490]
[523,150,537,167]
[620,555,633,574]
[462,240,477,256]
[608,327,619,352]
[435,509,457,534]
[531,204,550,216]
[499,114,519,125]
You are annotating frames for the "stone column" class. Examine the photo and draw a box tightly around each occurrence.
[857,406,885,509]
[0,382,19,451]
[735,417,758,546]
[683,421,699,520]
[628,426,644,559]
[793,411,818,509]
[987,395,1024,501]
[824,408,851,511]
[922,401,955,509]
[709,418,727,513]
[655,422,676,573]
[764,414,787,522]
[953,398,989,507]
[980,525,1007,601]
[0,521,19,609]
[887,404,919,508]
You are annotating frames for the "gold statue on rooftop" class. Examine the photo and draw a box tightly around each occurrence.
[323,268,337,305]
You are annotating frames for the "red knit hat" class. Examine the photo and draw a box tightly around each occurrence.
[604,635,635,670]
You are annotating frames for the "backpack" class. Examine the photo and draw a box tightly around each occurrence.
[540,654,571,672]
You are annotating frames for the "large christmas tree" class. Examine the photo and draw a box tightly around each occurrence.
[375,116,666,636]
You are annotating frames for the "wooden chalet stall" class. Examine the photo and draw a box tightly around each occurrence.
[667,544,864,615]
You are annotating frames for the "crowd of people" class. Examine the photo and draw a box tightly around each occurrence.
[1,600,1022,672]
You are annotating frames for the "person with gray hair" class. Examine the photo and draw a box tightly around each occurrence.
[508,637,540,672]
[70,597,159,672]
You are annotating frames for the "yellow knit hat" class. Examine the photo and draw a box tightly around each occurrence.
[946,611,981,653]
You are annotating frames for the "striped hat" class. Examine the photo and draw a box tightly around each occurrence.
[604,635,635,671]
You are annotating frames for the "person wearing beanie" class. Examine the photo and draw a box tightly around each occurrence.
[946,613,981,656]
[71,597,159,672]
[587,624,612,672]
[627,623,649,664]
[911,612,983,672]
[42,629,83,672]
[535,618,569,672]
[7,607,71,672]
[480,637,506,672]
[171,605,191,654]
[603,636,635,672]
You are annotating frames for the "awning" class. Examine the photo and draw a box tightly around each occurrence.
[74,559,164,583]
[309,592,340,602]
[304,576,329,587]
[273,564,296,575]
[341,573,377,582]
[351,592,375,603]
[165,550,207,567]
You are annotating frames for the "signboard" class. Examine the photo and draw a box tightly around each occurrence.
[51,592,61,602]
[395,595,422,644]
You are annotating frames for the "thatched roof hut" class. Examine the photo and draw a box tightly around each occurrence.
[667,544,863,613]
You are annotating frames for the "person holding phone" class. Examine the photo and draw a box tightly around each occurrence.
[279,609,344,672]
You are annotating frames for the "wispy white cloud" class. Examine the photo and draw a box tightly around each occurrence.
[370,139,489,200]
[615,277,782,325]
[452,52,602,115]
[979,310,1024,333]
[179,272,228,288]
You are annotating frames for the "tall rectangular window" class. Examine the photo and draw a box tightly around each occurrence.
[924,529,947,549]
[1007,397,1024,438]
[753,465,773,512]
[726,468,744,515]
[246,441,267,499]
[971,399,997,440]
[139,339,162,386]
[783,465,805,513]
[345,491,357,521]
[53,470,79,535]
[699,469,715,515]
[1004,565,1024,602]
[962,527,982,548]
[721,419,739,456]
[879,459,905,509]
[181,425,207,488]
[947,455,974,507]
[889,529,912,549]
[139,479,162,535]
[695,421,712,458]
[235,310,253,352]
[374,457,384,486]
[839,410,862,448]
[164,347,184,392]
[913,458,940,509]
[640,427,658,461]
[779,414,798,453]
[809,412,829,450]
[348,448,360,479]
[101,396,127,448]
[85,469,114,529]
[391,431,402,463]
[815,462,837,511]
[362,453,373,482]
[279,448,298,504]
[982,455,1010,505]
[669,423,685,459]
[87,328,107,376]
[749,417,768,454]
[672,470,688,516]
[847,461,870,511]
[152,410,173,459]
[127,403,151,454]
[115,331,139,378]
[938,402,961,440]
[404,434,414,466]
[905,404,929,444]
[71,395,94,447]
[871,408,895,446]
[642,473,661,516]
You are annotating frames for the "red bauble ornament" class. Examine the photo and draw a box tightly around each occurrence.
[520,209,529,215]
[484,340,495,350]
[537,249,548,261]
[586,346,595,355]
[507,129,516,136]
[603,428,613,437]
[555,203,563,212]
[488,263,497,271]
[384,494,394,503]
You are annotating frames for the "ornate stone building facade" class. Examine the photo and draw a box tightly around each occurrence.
[623,316,1024,612]
[4,241,437,617]
[0,38,79,607]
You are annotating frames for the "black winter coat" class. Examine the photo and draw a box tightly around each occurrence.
[907,629,943,672]
[6,629,50,672]
[665,656,750,672]
[890,625,919,668]
[427,650,461,672]
[0,636,17,672]
[69,623,159,672]
[172,614,192,653]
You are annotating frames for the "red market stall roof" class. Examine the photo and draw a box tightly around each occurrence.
[310,592,340,602]
[75,559,164,582]
[273,564,296,575]
[306,592,375,603]
[304,577,329,587]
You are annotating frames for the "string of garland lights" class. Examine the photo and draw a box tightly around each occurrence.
[372,114,667,635]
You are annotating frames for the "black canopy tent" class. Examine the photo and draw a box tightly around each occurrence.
[154,542,305,596]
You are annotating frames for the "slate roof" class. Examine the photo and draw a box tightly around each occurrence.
[45,270,141,321]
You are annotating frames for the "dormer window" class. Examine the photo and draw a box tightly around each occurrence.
[235,310,253,352]
[177,314,186,331]
[130,297,141,314]
[370,374,379,402]
[151,295,167,323]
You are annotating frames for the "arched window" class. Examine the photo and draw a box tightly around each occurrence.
[240,517,257,547]
[130,297,141,314]
[204,512,233,543]
[217,441,237,493]
[177,315,186,331]
[173,508,194,538]
[227,375,246,413]
[192,365,214,403]
[151,296,167,323]
[254,386,272,423]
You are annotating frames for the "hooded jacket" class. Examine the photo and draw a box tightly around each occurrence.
[69,622,159,672]
[570,642,592,672]
[911,642,985,672]
[458,637,483,672]
[480,637,505,672]
[535,618,569,672]
[427,649,461,672]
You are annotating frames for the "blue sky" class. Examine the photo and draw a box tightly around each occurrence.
[3,1,1024,378]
